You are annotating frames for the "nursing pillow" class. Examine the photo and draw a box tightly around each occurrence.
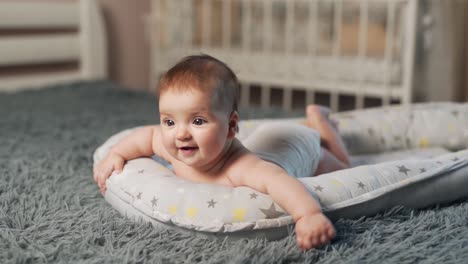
[93,102,468,240]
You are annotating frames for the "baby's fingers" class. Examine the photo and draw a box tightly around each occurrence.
[114,162,124,174]
[297,237,311,251]
[320,234,330,245]
[97,166,112,187]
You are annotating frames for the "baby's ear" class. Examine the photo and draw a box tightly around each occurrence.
[228,111,239,138]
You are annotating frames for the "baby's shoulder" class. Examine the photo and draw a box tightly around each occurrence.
[225,146,270,185]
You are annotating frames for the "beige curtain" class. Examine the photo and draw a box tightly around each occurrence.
[415,0,466,102]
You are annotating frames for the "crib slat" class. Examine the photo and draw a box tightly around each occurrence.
[282,89,293,111]
[333,0,343,58]
[261,86,271,108]
[240,83,250,107]
[356,0,369,109]
[402,0,418,105]
[285,0,294,54]
[222,0,231,48]
[383,0,396,106]
[307,0,319,106]
[185,1,193,48]
[242,0,251,51]
[282,0,294,110]
[308,0,318,56]
[263,0,272,52]
[201,0,211,47]
[331,0,343,112]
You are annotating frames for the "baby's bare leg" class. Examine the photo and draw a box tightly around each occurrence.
[315,147,348,175]
[304,105,350,167]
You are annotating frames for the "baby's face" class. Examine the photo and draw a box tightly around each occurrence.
[159,88,232,169]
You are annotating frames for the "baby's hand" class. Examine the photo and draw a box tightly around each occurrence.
[295,213,336,250]
[93,152,125,194]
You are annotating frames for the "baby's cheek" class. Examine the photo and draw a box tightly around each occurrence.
[161,135,175,153]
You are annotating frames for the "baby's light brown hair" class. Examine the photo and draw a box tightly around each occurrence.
[158,54,240,114]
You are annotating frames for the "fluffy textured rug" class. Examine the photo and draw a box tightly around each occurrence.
[1,81,468,263]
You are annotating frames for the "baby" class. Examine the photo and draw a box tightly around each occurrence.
[94,54,350,250]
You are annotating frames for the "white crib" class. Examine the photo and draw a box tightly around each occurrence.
[150,0,418,111]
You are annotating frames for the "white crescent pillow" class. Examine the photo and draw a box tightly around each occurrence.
[93,102,468,240]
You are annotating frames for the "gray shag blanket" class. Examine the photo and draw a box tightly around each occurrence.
[1,81,467,263]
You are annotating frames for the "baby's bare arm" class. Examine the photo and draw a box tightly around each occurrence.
[230,157,335,250]
[110,125,162,160]
[234,158,321,220]
[94,125,166,193]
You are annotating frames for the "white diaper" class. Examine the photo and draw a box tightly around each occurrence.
[241,122,322,178]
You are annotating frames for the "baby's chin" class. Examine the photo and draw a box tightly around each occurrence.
[177,155,218,169]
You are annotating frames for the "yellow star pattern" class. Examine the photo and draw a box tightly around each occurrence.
[169,205,177,215]
[447,124,455,132]
[157,166,167,172]
[232,208,247,221]
[245,122,254,128]
[419,138,429,148]
[186,207,198,219]
[330,179,343,186]
[400,179,411,186]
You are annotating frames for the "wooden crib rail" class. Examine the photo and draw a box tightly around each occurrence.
[150,0,418,111]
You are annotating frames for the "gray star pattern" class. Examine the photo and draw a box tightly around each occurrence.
[260,203,285,219]
[357,182,365,189]
[138,169,144,174]
[151,197,158,207]
[207,199,217,208]
[420,168,426,173]
[452,157,459,162]
[250,193,258,199]
[397,165,410,176]
[314,185,324,192]
[136,192,142,200]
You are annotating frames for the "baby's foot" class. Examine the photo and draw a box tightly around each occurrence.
[305,105,336,135]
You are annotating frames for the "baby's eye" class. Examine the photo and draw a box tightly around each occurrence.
[164,119,175,126]
[193,118,206,126]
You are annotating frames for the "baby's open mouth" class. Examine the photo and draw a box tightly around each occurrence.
[180,146,198,150]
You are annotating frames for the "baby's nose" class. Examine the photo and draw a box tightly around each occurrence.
[176,126,192,140]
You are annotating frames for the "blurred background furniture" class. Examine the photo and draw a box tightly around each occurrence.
[0,0,107,92]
